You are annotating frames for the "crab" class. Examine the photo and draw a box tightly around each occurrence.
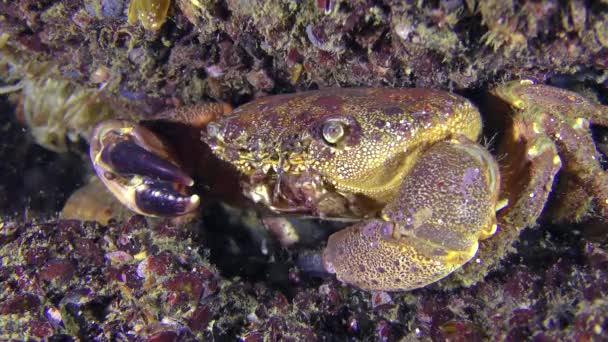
[88,80,608,292]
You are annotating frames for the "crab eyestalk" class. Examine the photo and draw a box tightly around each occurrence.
[90,120,200,217]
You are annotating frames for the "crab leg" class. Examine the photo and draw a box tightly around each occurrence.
[453,134,563,287]
[493,80,608,220]
[98,139,194,186]
[322,139,501,291]
[150,102,233,129]
[90,119,200,217]
[541,115,608,218]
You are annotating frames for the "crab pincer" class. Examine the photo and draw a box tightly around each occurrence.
[322,138,501,291]
[89,119,200,216]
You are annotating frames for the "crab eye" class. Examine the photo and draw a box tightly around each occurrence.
[322,120,346,145]
[206,122,221,138]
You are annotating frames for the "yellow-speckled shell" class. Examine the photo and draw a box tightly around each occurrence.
[128,0,171,30]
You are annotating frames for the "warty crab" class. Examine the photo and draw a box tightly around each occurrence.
[88,80,608,292]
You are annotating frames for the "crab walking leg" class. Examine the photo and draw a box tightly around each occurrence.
[541,115,608,218]
[492,80,608,127]
[151,102,233,129]
[493,80,608,219]
[322,139,501,291]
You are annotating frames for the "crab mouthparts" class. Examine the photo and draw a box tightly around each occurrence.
[244,167,328,214]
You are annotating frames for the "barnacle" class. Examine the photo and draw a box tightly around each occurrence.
[128,0,171,31]
[18,77,116,153]
[0,41,116,153]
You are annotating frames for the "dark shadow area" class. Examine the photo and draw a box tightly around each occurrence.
[0,96,87,219]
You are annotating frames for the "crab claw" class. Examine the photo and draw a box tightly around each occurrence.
[90,119,200,217]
